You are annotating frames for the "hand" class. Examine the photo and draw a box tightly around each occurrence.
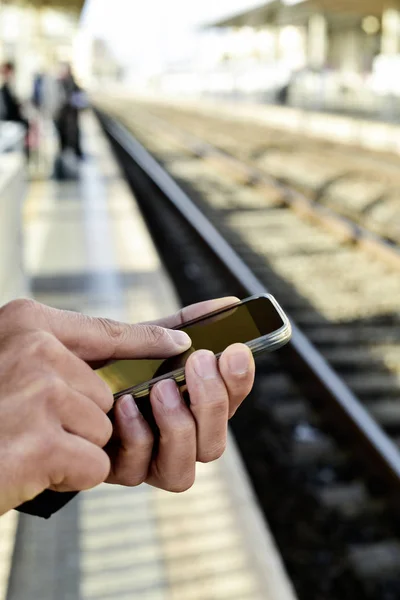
[106,298,256,493]
[0,299,192,515]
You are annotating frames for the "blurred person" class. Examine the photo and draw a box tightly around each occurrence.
[276,68,301,106]
[32,72,44,110]
[53,63,86,178]
[0,62,26,123]
[27,73,46,167]
[277,81,290,105]
[0,61,30,158]
[0,297,255,518]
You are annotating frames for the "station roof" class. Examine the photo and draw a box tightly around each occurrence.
[3,0,85,16]
[210,0,396,28]
[210,1,281,28]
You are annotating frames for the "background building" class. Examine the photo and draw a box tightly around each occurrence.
[140,0,400,118]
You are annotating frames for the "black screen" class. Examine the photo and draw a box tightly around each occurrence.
[98,296,284,395]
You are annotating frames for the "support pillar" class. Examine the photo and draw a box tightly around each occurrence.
[308,13,328,69]
[381,6,400,55]
[272,26,280,61]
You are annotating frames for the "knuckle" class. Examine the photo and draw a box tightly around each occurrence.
[209,396,228,416]
[48,441,110,491]
[191,391,228,417]
[168,474,195,493]
[140,325,168,349]
[4,298,39,315]
[96,416,113,448]
[83,452,111,488]
[27,330,59,360]
[198,440,226,464]
[94,376,114,412]
[116,469,148,487]
[151,462,195,493]
[100,383,115,412]
[1,298,38,320]
[172,421,196,443]
[17,370,65,416]
[101,389,114,413]
[97,318,129,346]
[84,369,114,413]
[43,374,65,399]
[212,399,229,421]
[35,376,66,417]
[108,428,153,486]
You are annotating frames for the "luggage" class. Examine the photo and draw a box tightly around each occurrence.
[53,148,79,180]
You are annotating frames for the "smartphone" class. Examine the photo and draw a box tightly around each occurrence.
[97,294,291,401]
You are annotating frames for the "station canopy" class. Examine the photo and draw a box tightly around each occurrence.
[210,0,398,28]
[2,0,85,15]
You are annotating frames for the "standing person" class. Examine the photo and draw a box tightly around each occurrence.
[53,63,85,178]
[0,61,30,158]
[29,72,47,167]
[32,72,44,110]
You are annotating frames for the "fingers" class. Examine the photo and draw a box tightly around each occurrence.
[106,395,154,486]
[147,380,196,492]
[37,305,192,362]
[2,298,241,366]
[149,297,240,329]
[218,344,255,418]
[47,341,114,413]
[49,434,111,493]
[58,388,113,449]
[105,345,255,490]
[185,351,229,463]
[178,345,254,464]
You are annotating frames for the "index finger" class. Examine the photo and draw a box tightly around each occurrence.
[148,297,240,329]
[37,306,191,362]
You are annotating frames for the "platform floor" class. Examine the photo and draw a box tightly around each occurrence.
[1,114,296,600]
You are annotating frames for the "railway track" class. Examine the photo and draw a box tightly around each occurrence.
[97,106,400,600]
[102,98,400,247]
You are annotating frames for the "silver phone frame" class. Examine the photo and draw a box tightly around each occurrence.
[113,294,292,400]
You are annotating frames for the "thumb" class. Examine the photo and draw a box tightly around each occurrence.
[41,307,191,361]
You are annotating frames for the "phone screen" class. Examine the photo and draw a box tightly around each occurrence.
[98,296,284,396]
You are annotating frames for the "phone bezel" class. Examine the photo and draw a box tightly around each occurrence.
[112,294,291,400]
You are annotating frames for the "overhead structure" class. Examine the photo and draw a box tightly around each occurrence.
[208,0,400,73]
[210,1,281,29]
[211,0,399,28]
[2,0,85,17]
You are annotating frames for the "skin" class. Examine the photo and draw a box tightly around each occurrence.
[0,297,255,516]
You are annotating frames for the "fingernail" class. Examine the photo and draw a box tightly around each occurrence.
[228,351,250,376]
[120,395,139,419]
[193,350,218,380]
[168,329,191,349]
[156,380,181,410]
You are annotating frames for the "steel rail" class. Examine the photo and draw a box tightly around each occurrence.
[128,108,400,269]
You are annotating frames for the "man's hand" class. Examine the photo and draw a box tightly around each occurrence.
[106,298,255,493]
[0,298,192,515]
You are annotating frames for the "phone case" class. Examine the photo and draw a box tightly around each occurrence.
[113,294,291,400]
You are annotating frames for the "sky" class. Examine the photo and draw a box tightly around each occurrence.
[81,0,266,73]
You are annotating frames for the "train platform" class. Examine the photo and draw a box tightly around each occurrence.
[0,112,296,600]
[112,89,400,157]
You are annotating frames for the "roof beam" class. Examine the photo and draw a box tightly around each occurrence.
[209,0,400,29]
